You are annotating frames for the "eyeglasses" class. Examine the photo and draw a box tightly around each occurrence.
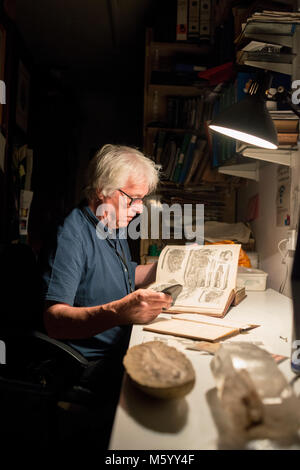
[118,189,145,206]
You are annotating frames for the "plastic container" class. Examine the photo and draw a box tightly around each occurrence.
[246,251,259,269]
[236,267,268,291]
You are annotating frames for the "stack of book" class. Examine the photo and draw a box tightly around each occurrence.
[234,10,300,75]
[236,40,295,75]
[235,9,300,49]
[270,110,299,146]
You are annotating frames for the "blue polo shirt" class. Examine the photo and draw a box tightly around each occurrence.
[42,205,137,360]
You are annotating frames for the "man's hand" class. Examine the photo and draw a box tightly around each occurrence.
[112,288,172,325]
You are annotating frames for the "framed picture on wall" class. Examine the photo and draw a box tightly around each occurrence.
[0,24,7,126]
[16,60,30,134]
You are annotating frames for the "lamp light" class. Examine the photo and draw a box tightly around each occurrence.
[209,71,278,150]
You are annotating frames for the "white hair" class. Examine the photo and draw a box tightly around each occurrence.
[84,144,160,201]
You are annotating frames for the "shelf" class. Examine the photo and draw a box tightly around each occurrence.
[243,60,292,76]
[149,41,212,54]
[148,84,207,93]
[218,161,260,181]
[240,148,295,166]
[145,126,206,135]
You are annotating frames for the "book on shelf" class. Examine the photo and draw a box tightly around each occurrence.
[197,61,235,86]
[240,40,283,52]
[199,0,212,41]
[277,132,299,145]
[235,22,297,48]
[176,0,188,41]
[245,20,298,34]
[240,50,295,64]
[243,59,292,75]
[170,146,181,181]
[160,134,180,180]
[172,133,192,182]
[188,0,200,41]
[272,117,299,134]
[153,130,167,164]
[178,134,198,183]
[235,10,300,45]
[184,138,207,185]
[189,143,211,184]
[250,10,300,23]
[147,243,242,318]
[238,32,294,48]
[269,110,299,121]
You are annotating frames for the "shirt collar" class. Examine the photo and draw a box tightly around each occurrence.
[85,205,125,239]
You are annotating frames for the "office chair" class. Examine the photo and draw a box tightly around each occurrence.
[0,243,111,449]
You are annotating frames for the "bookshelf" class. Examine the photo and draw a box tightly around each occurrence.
[141,28,238,264]
[217,10,300,178]
[143,28,212,140]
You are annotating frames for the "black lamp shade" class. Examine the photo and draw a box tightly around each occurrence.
[209,95,278,149]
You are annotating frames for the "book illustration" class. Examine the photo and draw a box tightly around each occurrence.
[174,248,232,307]
[198,288,224,305]
[149,244,241,317]
[160,247,188,276]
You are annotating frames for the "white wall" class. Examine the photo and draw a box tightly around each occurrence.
[237,150,300,298]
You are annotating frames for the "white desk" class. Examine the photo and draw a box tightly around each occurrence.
[109,289,299,450]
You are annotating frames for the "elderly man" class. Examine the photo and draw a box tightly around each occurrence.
[42,144,171,403]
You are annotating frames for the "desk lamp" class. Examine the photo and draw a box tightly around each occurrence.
[209,71,279,149]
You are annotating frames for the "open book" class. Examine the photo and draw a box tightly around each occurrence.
[148,244,242,318]
[144,316,258,342]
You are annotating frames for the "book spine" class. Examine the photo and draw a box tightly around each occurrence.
[188,0,200,41]
[277,133,299,145]
[170,146,181,181]
[273,119,299,133]
[176,0,188,41]
[178,135,198,183]
[154,130,166,164]
[199,0,211,41]
[172,133,191,182]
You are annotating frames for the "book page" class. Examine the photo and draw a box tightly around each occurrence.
[143,318,240,342]
[149,244,241,314]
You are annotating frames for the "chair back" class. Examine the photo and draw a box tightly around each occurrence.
[0,243,43,332]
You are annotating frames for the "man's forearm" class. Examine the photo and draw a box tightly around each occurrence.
[44,301,120,340]
[135,262,158,288]
[44,286,171,340]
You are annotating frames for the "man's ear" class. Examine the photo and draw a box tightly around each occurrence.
[95,189,103,201]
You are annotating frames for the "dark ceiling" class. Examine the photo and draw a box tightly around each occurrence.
[14,0,157,68]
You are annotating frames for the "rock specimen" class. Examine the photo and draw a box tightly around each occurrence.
[123,340,195,399]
